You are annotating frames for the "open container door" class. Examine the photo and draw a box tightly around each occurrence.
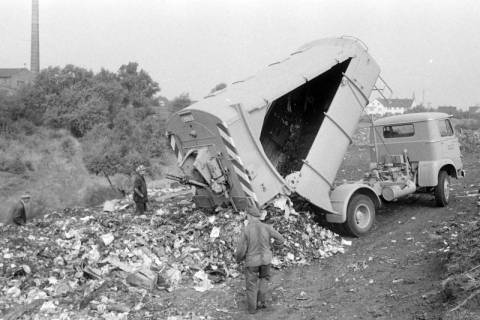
[258,39,380,213]
[168,37,380,214]
[295,46,380,212]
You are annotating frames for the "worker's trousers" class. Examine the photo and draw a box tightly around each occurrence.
[135,201,147,215]
[245,264,270,313]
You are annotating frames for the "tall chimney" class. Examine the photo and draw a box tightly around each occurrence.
[30,0,40,73]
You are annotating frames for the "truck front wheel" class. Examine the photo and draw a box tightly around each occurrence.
[344,194,375,237]
[435,170,450,207]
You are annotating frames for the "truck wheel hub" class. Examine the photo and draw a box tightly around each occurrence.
[354,204,371,228]
[444,179,450,200]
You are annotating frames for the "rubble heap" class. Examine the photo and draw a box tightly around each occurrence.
[0,187,347,319]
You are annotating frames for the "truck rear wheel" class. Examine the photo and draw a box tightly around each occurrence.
[343,194,375,237]
[435,170,450,207]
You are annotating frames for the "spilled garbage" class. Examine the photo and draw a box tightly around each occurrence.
[0,186,347,319]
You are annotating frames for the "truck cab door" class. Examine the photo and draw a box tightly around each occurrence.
[438,119,462,169]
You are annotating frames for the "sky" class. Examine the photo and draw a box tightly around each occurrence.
[1,0,480,109]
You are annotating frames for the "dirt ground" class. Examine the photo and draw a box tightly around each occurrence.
[143,148,479,320]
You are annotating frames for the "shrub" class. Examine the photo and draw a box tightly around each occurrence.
[0,157,27,174]
[60,137,77,158]
[111,174,132,196]
[24,160,34,171]
[150,162,164,178]
[122,150,150,175]
[454,120,480,131]
[82,183,124,207]
[48,130,65,140]
[12,119,37,136]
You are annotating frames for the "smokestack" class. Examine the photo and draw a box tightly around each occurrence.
[30,0,40,73]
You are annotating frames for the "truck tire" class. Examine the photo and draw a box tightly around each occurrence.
[435,170,450,207]
[343,194,375,237]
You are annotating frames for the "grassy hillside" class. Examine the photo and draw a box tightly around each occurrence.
[0,128,175,224]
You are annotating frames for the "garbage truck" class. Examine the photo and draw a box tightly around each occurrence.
[166,37,463,236]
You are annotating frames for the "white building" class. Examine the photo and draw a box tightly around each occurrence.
[365,98,415,116]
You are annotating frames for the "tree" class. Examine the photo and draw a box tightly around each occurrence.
[169,93,192,113]
[0,92,18,135]
[34,65,94,95]
[68,96,110,138]
[2,62,169,179]
[210,82,227,94]
[117,62,160,108]
[93,69,126,127]
[405,104,433,114]
[82,113,155,176]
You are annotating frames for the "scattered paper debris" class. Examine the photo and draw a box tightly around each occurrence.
[101,233,115,246]
[165,267,182,289]
[193,270,214,292]
[210,226,221,238]
[40,300,57,313]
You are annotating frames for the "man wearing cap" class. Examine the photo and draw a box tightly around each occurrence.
[235,209,285,314]
[132,165,148,215]
[11,194,31,225]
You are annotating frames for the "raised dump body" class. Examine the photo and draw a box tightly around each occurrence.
[166,37,380,214]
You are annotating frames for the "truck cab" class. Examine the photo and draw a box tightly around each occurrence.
[328,112,464,237]
[371,112,464,206]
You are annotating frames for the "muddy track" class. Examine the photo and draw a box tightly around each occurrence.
[237,197,453,320]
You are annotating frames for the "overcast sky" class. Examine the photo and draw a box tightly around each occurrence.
[1,0,479,108]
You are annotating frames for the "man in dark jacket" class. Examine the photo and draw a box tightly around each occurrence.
[235,209,285,314]
[132,165,148,215]
[11,194,31,225]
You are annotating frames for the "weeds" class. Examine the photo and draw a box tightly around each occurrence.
[0,157,27,174]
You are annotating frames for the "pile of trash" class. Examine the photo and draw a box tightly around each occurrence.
[0,187,347,319]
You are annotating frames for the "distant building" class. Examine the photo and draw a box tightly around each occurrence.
[437,106,457,114]
[365,98,415,116]
[469,106,480,114]
[0,68,35,95]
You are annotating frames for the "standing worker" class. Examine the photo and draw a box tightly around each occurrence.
[235,209,285,314]
[132,165,148,215]
[11,194,31,225]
